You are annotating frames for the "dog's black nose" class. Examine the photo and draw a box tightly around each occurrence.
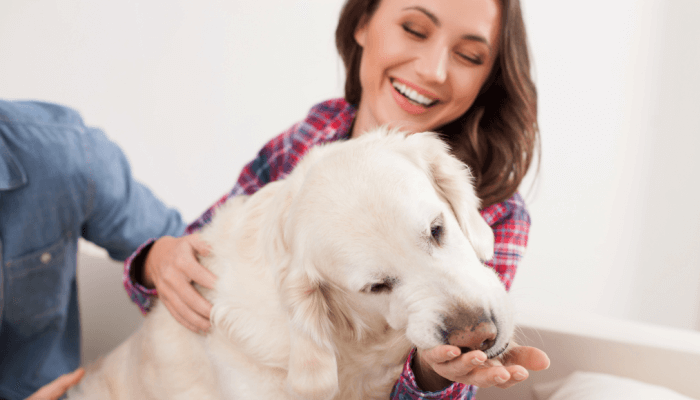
[441,309,498,354]
[451,321,497,353]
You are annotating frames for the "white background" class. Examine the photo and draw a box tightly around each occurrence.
[1,0,699,333]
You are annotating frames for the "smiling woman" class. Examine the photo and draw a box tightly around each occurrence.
[337,0,539,208]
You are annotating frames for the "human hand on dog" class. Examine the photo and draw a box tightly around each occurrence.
[413,343,549,391]
[25,367,85,400]
[144,233,217,334]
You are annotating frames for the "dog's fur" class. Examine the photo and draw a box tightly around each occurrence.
[67,128,514,400]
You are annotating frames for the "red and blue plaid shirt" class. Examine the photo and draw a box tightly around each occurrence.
[123,98,530,399]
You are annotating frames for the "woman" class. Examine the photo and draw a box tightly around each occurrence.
[124,0,549,397]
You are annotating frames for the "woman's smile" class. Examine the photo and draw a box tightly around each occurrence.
[390,77,441,114]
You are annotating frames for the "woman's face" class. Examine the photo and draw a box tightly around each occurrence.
[352,0,502,137]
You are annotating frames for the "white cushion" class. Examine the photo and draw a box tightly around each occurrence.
[532,371,696,400]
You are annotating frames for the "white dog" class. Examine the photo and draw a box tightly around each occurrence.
[67,127,514,400]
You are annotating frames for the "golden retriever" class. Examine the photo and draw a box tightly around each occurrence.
[67,127,514,400]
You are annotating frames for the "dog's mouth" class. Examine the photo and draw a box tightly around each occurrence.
[486,342,509,359]
[456,341,508,360]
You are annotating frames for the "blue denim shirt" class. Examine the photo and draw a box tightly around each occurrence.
[0,100,186,400]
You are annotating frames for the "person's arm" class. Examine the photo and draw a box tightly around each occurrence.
[78,127,187,262]
[390,193,549,398]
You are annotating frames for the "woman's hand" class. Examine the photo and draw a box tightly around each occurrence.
[413,342,550,391]
[25,368,85,400]
[143,233,217,334]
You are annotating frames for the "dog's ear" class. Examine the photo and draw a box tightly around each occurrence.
[410,132,495,261]
[282,263,339,400]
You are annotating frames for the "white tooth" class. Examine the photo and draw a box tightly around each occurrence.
[393,80,435,106]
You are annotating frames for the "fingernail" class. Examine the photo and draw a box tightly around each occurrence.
[495,375,508,384]
[513,372,528,381]
[472,355,486,365]
[449,350,460,358]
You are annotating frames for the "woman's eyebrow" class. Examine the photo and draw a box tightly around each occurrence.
[402,6,492,50]
[403,6,440,25]
[462,34,492,51]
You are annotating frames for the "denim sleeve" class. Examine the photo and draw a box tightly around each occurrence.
[79,127,186,261]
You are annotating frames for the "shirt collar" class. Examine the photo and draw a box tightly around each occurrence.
[0,133,28,191]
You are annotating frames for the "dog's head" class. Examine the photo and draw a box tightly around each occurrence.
[275,127,513,399]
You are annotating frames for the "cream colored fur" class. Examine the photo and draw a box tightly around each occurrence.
[67,127,513,400]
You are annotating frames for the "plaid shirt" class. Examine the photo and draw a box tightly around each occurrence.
[123,98,530,399]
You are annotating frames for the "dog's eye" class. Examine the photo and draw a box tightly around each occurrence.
[370,283,391,293]
[431,224,443,243]
[366,277,397,294]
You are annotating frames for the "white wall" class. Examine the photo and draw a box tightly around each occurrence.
[512,0,700,331]
[0,0,346,221]
[1,0,698,332]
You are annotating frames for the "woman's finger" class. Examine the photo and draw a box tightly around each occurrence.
[458,364,511,388]
[420,345,463,365]
[175,275,213,321]
[431,350,487,380]
[494,365,529,388]
[159,295,211,333]
[163,285,211,332]
[502,345,550,371]
[185,234,217,289]
[185,258,217,290]
[188,233,213,257]
[26,368,85,400]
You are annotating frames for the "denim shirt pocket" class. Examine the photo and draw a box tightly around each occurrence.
[5,236,70,338]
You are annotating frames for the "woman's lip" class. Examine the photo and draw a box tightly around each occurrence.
[391,77,440,101]
[391,84,430,115]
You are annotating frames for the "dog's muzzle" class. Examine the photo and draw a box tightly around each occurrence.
[440,307,506,358]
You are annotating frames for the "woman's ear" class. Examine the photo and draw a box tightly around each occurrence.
[354,14,370,47]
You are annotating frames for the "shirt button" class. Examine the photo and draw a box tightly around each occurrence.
[41,252,52,264]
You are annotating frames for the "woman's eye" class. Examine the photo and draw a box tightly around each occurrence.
[457,52,484,66]
[402,23,427,39]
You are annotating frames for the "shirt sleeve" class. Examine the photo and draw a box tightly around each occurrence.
[389,193,531,399]
[75,127,186,312]
[79,128,186,260]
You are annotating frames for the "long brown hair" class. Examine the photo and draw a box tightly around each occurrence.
[336,0,539,207]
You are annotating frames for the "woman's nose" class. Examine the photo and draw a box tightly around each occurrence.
[415,45,448,84]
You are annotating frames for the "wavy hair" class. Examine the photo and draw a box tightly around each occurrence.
[335,0,539,207]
